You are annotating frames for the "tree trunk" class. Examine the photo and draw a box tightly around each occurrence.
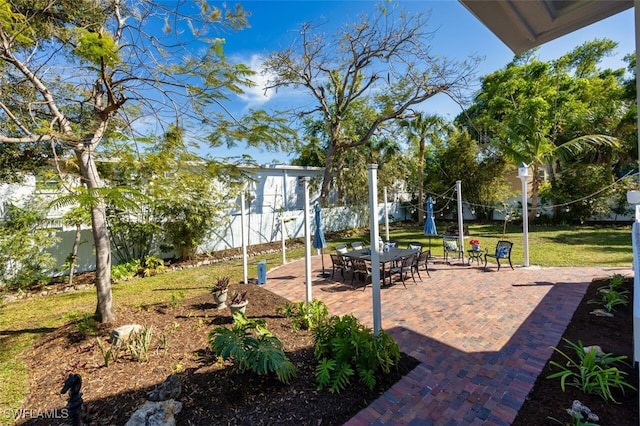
[67,223,81,286]
[319,144,337,206]
[75,148,114,323]
[417,137,425,226]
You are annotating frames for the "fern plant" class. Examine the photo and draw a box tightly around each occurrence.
[208,311,297,384]
[313,314,400,393]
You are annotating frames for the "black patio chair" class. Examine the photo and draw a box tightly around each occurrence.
[484,240,514,271]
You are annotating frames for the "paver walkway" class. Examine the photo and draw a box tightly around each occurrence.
[262,254,632,425]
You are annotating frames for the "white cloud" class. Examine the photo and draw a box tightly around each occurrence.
[235,54,276,108]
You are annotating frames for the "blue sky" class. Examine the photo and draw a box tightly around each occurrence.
[206,1,636,165]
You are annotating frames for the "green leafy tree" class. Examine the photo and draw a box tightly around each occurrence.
[264,3,479,205]
[101,125,244,262]
[461,39,627,219]
[400,114,450,225]
[0,1,292,322]
[0,203,58,290]
[424,130,508,220]
[60,205,91,286]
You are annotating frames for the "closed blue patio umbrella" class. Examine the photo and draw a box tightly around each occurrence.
[312,204,329,277]
[424,197,438,253]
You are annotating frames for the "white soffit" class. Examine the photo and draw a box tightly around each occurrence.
[459,0,633,54]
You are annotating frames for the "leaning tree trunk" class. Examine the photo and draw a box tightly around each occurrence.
[75,148,114,323]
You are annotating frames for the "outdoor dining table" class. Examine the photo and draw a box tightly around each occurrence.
[341,246,419,286]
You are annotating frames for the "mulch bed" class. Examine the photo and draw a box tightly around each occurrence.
[513,276,638,425]
[16,283,418,425]
[10,269,638,425]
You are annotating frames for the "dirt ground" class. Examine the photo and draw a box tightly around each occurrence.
[15,282,418,426]
[10,271,638,425]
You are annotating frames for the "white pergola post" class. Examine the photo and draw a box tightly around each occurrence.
[456,180,464,251]
[280,214,287,265]
[384,187,390,242]
[302,176,312,302]
[518,163,530,267]
[368,164,382,336]
[240,189,248,284]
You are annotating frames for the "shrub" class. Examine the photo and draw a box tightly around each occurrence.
[142,254,167,277]
[279,300,329,331]
[111,259,140,282]
[546,338,635,402]
[313,314,400,393]
[208,311,297,384]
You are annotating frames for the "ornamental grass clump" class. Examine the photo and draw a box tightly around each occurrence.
[546,338,635,403]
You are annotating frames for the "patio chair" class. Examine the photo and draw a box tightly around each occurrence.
[407,241,424,252]
[350,258,372,290]
[414,250,431,279]
[388,254,417,288]
[351,241,365,251]
[442,236,464,264]
[335,244,349,254]
[329,253,351,280]
[484,240,514,271]
[387,239,399,248]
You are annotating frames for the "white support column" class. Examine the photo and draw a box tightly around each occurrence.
[384,187,390,242]
[368,165,382,336]
[280,214,287,265]
[240,189,248,284]
[518,164,530,267]
[456,180,464,251]
[302,177,312,302]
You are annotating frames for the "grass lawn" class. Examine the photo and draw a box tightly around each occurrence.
[0,222,633,423]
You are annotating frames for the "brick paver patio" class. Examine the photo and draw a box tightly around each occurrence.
[261,253,632,425]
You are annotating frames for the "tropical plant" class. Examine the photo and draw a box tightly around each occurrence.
[229,290,248,306]
[588,273,630,313]
[211,277,231,295]
[110,259,141,282]
[461,40,629,218]
[279,300,329,331]
[313,314,400,393]
[400,113,450,225]
[142,255,166,277]
[546,338,635,402]
[208,311,297,384]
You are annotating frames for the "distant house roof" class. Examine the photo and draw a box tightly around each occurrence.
[459,0,633,54]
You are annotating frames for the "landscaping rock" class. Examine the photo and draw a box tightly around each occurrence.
[110,324,143,345]
[124,399,182,426]
[566,400,599,422]
[148,374,182,401]
[589,309,614,317]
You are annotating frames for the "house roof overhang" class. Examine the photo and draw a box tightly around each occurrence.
[458,0,633,54]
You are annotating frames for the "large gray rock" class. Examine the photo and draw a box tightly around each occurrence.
[124,399,182,426]
[148,374,181,401]
[109,324,143,344]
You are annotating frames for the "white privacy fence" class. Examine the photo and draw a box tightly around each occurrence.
[49,202,411,274]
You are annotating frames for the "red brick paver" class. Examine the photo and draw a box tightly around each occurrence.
[261,254,632,425]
